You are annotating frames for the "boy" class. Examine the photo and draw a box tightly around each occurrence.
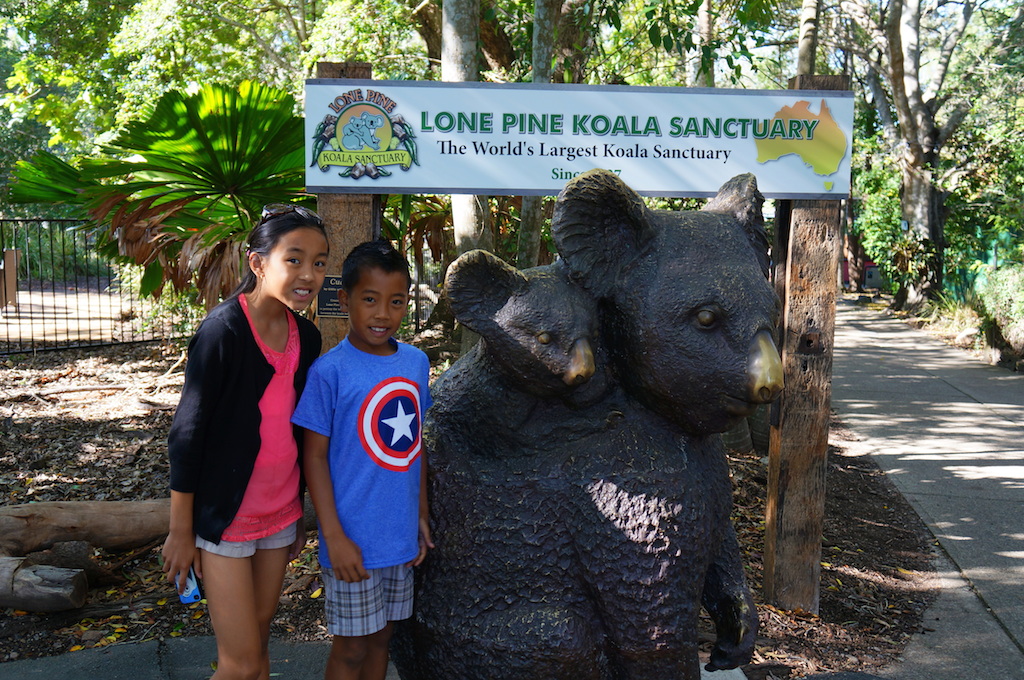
[292,240,433,680]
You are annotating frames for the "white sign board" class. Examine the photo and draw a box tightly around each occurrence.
[305,80,853,199]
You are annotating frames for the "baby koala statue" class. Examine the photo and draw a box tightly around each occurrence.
[428,249,604,451]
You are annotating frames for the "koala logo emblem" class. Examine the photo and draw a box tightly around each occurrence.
[342,111,386,151]
[308,93,420,179]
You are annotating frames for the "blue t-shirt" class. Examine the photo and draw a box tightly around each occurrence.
[292,337,432,570]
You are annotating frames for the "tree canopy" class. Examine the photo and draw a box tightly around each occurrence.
[1,0,1021,313]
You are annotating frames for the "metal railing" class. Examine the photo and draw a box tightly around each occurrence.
[0,219,185,355]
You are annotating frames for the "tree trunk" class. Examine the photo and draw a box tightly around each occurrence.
[845,0,973,305]
[796,0,820,76]
[844,225,867,293]
[452,195,492,354]
[893,163,946,309]
[441,0,478,93]
[844,198,867,292]
[442,0,488,261]
[695,0,715,86]
[409,0,516,76]
[451,195,492,254]
[443,0,490,354]
[517,0,558,269]
[0,500,170,558]
[408,0,442,74]
[551,0,595,84]
[479,0,517,72]
[0,557,88,612]
[903,164,946,280]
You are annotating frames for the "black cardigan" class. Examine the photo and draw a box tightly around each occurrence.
[168,297,322,543]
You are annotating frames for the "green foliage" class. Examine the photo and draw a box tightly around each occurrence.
[943,82,1024,270]
[587,0,779,86]
[117,262,205,344]
[382,193,452,280]
[7,150,94,215]
[8,81,306,305]
[1,0,135,148]
[0,31,59,216]
[917,289,984,332]
[4,0,327,146]
[2,0,789,154]
[977,264,1024,354]
[306,0,433,80]
[850,135,905,293]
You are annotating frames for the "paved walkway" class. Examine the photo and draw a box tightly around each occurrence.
[832,298,1024,679]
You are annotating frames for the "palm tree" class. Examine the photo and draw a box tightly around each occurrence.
[9,81,306,306]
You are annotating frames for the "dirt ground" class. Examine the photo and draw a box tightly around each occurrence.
[0,341,937,677]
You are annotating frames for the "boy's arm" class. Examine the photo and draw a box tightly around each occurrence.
[302,429,369,583]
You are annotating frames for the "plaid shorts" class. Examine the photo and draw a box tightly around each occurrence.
[323,563,414,637]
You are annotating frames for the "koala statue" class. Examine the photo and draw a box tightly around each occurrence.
[548,169,784,677]
[341,111,386,151]
[394,170,783,680]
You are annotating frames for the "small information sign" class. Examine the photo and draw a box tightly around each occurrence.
[317,275,347,318]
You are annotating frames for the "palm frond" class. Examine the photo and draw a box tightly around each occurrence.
[9,81,307,306]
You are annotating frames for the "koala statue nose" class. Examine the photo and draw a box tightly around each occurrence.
[748,330,784,403]
[564,338,596,386]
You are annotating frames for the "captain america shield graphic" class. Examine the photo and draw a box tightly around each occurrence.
[357,377,423,471]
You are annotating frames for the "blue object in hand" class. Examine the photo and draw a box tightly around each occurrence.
[177,567,202,604]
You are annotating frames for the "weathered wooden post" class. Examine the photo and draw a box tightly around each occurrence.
[764,73,851,613]
[313,62,382,352]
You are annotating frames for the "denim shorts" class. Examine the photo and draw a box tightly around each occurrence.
[323,563,414,637]
[196,523,296,558]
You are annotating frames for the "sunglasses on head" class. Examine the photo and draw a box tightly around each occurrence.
[259,203,322,225]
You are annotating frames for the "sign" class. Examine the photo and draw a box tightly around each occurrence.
[306,80,853,199]
[316,275,346,319]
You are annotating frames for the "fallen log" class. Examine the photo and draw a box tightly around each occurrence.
[25,540,119,586]
[0,557,88,612]
[0,500,170,557]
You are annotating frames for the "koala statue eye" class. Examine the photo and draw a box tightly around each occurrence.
[696,309,717,328]
[537,332,552,345]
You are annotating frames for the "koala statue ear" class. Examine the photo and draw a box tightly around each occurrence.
[551,169,656,298]
[444,250,527,335]
[703,173,770,277]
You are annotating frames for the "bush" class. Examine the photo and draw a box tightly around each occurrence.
[977,264,1024,355]
[116,264,205,346]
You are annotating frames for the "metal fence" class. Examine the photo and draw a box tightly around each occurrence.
[0,219,185,355]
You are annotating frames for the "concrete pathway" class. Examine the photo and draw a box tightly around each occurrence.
[831,299,1024,679]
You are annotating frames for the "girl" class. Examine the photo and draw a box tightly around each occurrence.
[162,205,329,680]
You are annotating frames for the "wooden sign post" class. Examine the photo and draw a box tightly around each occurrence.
[764,74,851,614]
[313,62,382,352]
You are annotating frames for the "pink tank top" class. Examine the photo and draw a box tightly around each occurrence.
[221,295,303,542]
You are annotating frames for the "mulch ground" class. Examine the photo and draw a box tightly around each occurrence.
[0,342,937,676]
